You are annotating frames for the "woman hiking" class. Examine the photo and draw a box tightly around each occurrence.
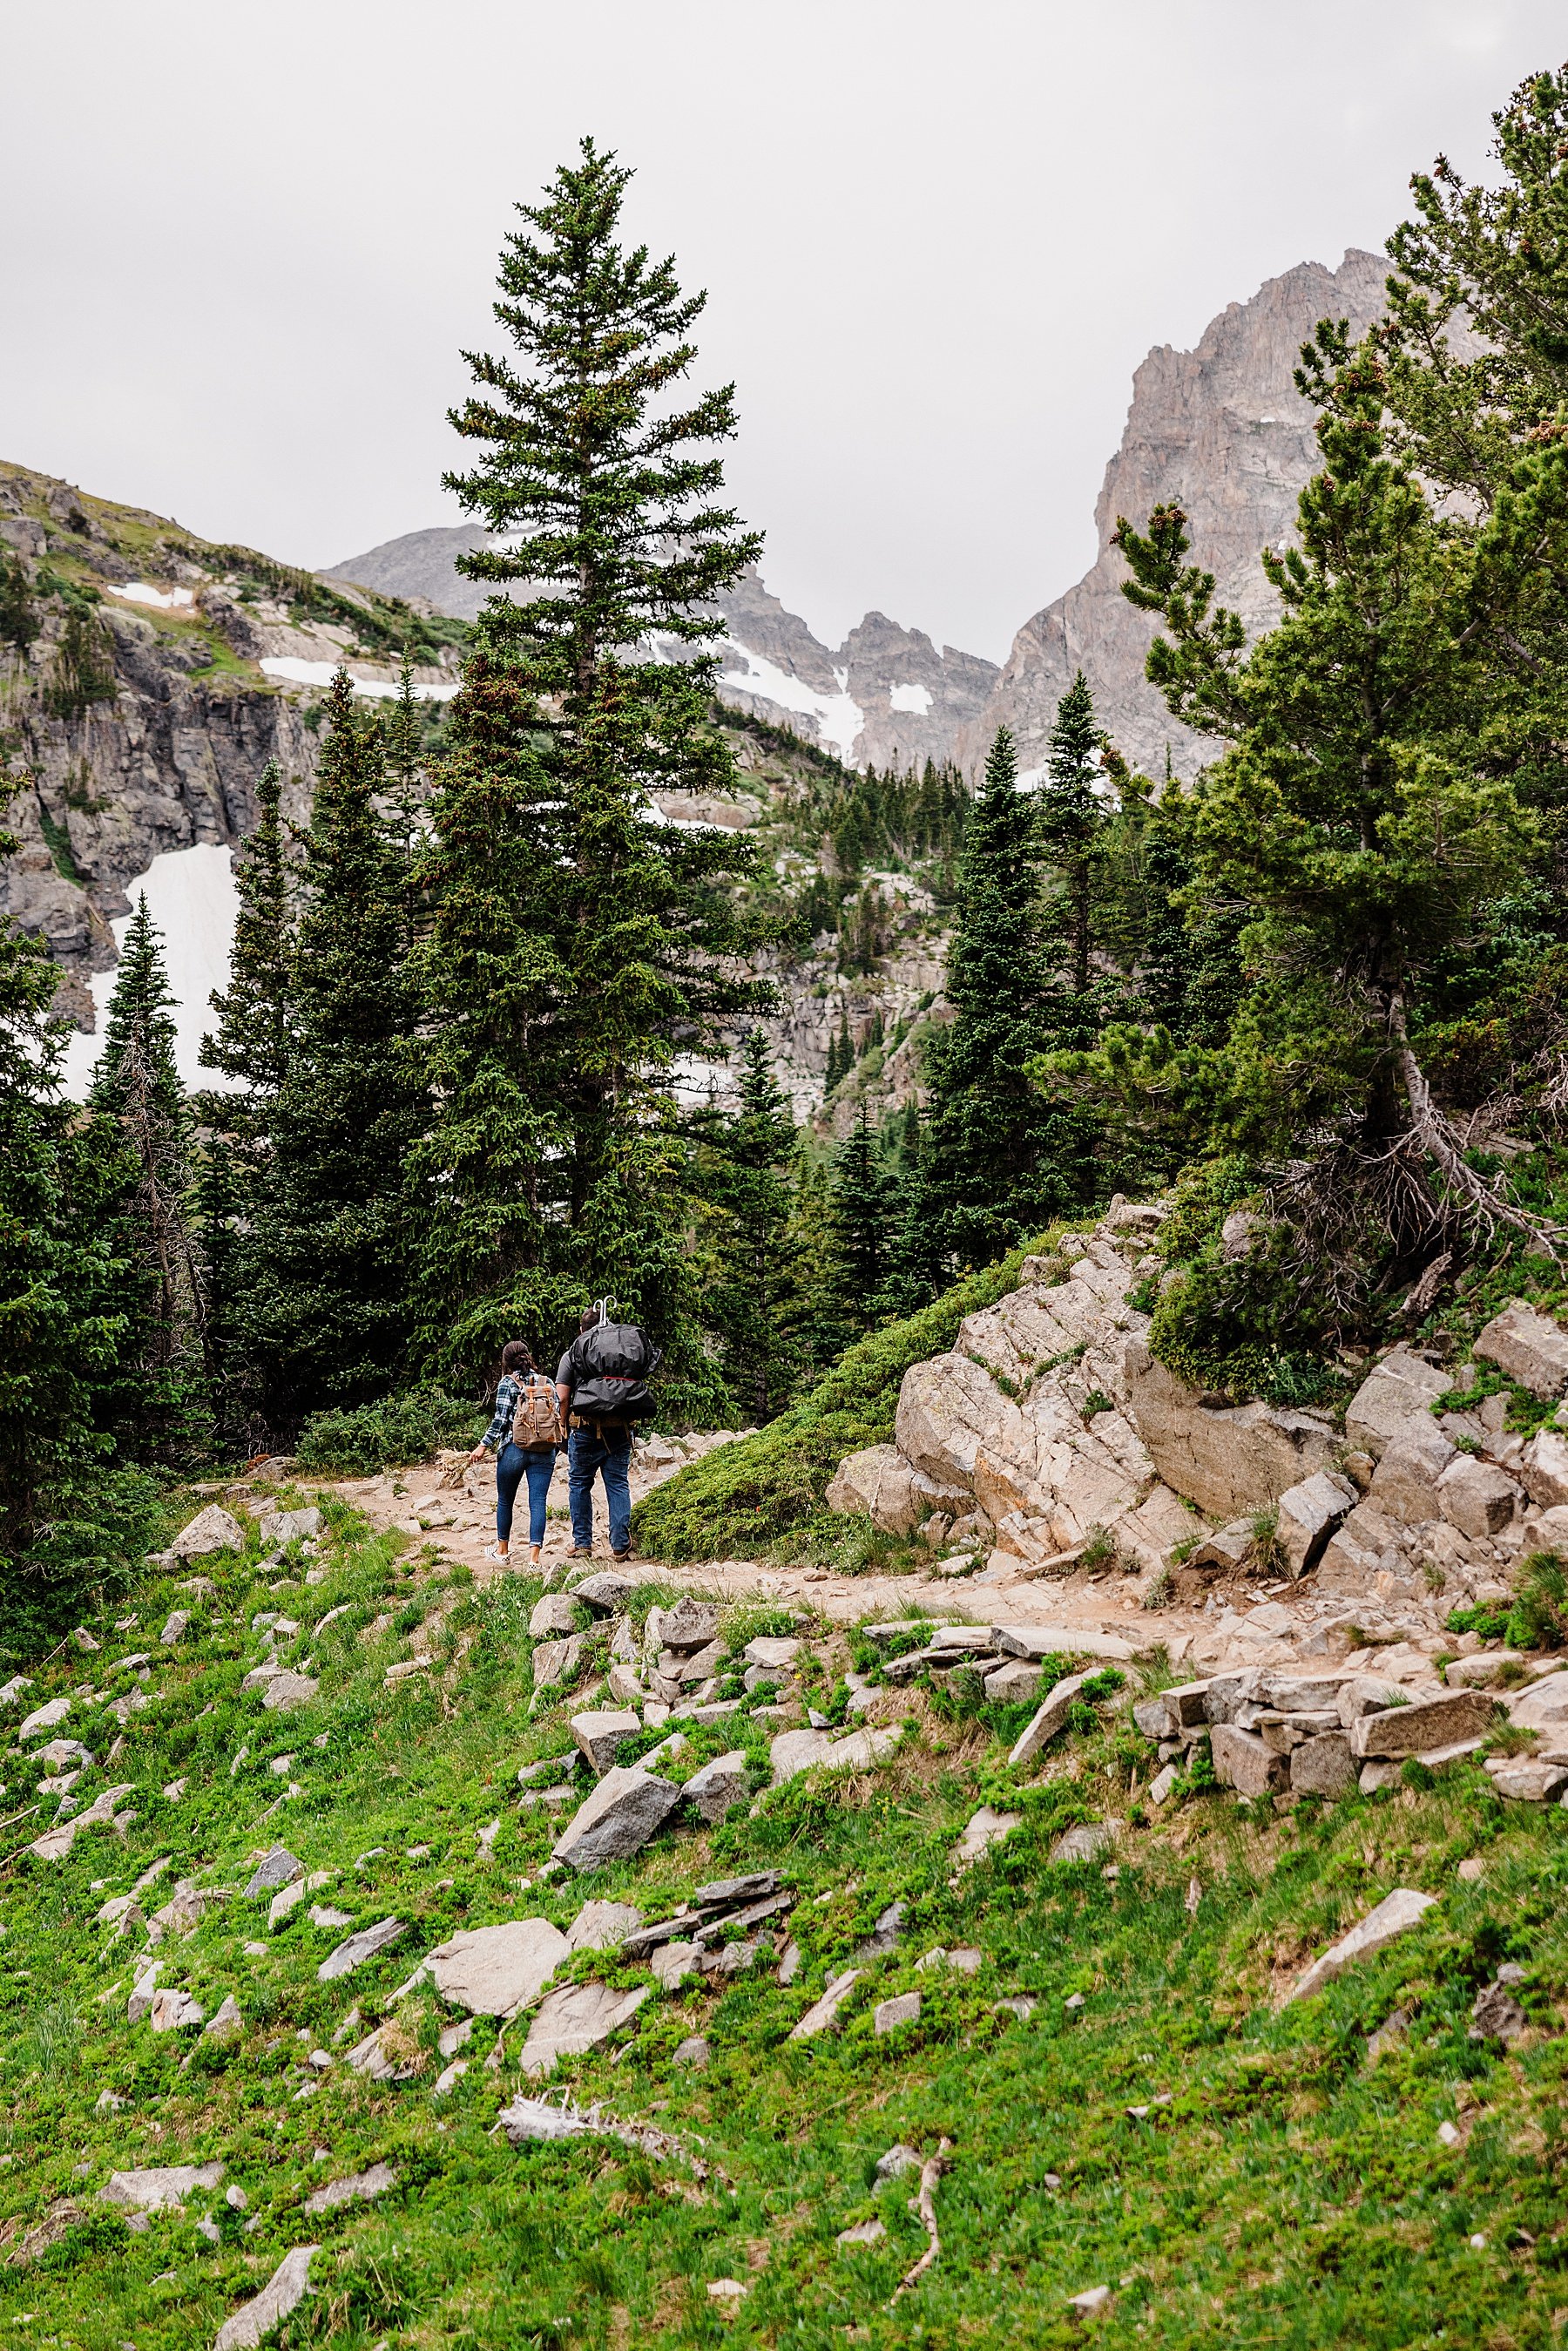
[469,1340,563,1568]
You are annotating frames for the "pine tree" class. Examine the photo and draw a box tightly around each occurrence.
[703,1028,806,1421]
[246,672,424,1419]
[1037,672,1109,1039]
[86,896,207,1462]
[828,1104,896,1340]
[44,601,115,718]
[0,552,37,652]
[0,833,145,1639]
[202,757,291,1110]
[919,728,1064,1267]
[413,139,770,1381]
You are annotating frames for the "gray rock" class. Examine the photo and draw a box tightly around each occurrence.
[1050,1820,1120,1864]
[552,1765,683,1871]
[425,1919,569,2012]
[1521,1429,1568,1510]
[875,2143,922,2183]
[569,1707,641,1773]
[1284,1887,1439,2005]
[1132,1695,1172,1738]
[148,1987,205,2032]
[652,1939,702,1989]
[261,1672,320,1714]
[100,2160,225,2210]
[530,1594,580,1639]
[1344,1348,1451,1460]
[983,1659,1044,1704]
[857,1900,908,1959]
[159,1609,193,1646]
[1288,1731,1358,1798]
[1122,1337,1339,1516]
[316,1916,407,1982]
[1187,1517,1257,1572]
[1211,1723,1288,1796]
[1470,1976,1529,2043]
[172,1503,245,1558]
[659,1596,721,1650]
[1474,1299,1568,1399]
[571,1570,638,1616]
[769,1727,835,1784]
[788,1968,862,2040]
[1436,1455,1520,1540]
[213,2245,317,2350]
[1274,1471,1358,1578]
[18,1697,71,1741]
[520,1980,651,2075]
[1008,1672,1092,1769]
[684,1751,748,1825]
[1486,1758,1568,1802]
[1349,1690,1498,1758]
[517,1751,580,1786]
[302,2162,395,2217]
[565,1899,644,1954]
[1367,1422,1457,1526]
[745,1636,801,1670]
[203,1994,243,2042]
[532,1635,586,1690]
[873,1990,921,2035]
[677,1639,727,1685]
[672,2035,710,2068]
[258,1506,322,1548]
[696,1870,782,1907]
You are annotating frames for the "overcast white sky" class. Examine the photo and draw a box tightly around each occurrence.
[3,2,1562,661]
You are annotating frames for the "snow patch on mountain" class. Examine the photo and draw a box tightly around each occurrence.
[715,641,865,763]
[60,844,244,1100]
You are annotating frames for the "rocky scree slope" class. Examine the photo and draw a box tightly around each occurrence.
[4,1482,1568,2344]
[820,1197,1568,1807]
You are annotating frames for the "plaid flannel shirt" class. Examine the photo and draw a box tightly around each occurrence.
[481,1373,522,1454]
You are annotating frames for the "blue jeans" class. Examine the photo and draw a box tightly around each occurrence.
[567,1425,632,1555]
[497,1445,556,1547]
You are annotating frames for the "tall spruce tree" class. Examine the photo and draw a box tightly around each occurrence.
[412,139,771,1386]
[702,1028,806,1421]
[918,727,1063,1267]
[0,834,143,1639]
[244,672,424,1420]
[827,1104,896,1341]
[1037,672,1110,1037]
[85,896,207,1463]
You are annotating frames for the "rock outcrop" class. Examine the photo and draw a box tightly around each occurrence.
[958,251,1390,783]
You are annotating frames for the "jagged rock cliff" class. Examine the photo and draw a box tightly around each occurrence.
[327,537,999,775]
[957,249,1391,782]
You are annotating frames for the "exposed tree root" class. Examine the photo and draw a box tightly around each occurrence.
[890,2139,954,2304]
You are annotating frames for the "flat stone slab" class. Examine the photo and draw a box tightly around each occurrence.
[1285,1887,1439,2005]
[874,1990,921,2035]
[262,1672,320,1713]
[520,1980,650,2075]
[1349,1690,1497,1758]
[552,1766,682,1872]
[1051,1820,1120,1864]
[258,1506,322,1547]
[571,1571,639,1615]
[302,2162,396,2217]
[1508,1675,1568,1732]
[530,1594,580,1639]
[1474,1298,1568,1398]
[18,1697,71,1741]
[317,1916,407,1982]
[1008,1673,1092,1769]
[214,2245,317,2350]
[565,1900,643,1953]
[789,1968,862,2040]
[100,2161,225,2210]
[425,1919,569,2014]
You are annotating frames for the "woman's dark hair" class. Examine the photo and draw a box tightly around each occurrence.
[501,1340,534,1374]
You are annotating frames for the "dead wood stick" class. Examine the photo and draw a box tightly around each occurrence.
[890,2138,953,2304]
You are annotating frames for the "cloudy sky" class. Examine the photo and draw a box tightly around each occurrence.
[5,2,1563,660]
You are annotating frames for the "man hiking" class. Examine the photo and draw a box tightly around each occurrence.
[556,1300,662,1562]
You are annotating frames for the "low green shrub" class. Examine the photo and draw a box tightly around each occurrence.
[1508,1552,1568,1652]
[295,1388,482,1476]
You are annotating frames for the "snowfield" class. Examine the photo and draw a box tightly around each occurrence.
[105,581,196,611]
[60,844,244,1100]
[889,681,932,715]
[716,641,864,763]
[259,657,458,701]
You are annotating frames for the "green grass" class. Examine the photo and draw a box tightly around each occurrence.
[4,1492,1568,2347]
[632,1232,1060,1564]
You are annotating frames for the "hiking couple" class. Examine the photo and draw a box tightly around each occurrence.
[468,1305,661,1568]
